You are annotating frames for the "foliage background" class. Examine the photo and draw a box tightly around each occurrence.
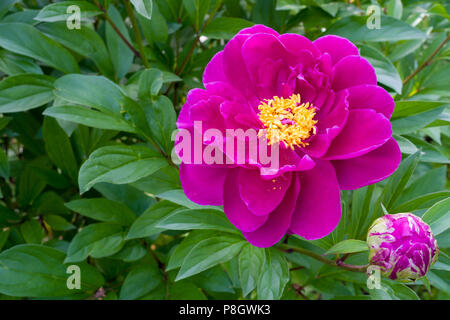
[0,0,448,300]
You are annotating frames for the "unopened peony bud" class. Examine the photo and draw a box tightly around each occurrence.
[367,213,439,281]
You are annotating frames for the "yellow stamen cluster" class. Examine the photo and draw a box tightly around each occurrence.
[257,94,317,150]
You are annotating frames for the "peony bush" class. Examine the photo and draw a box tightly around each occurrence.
[0,0,448,301]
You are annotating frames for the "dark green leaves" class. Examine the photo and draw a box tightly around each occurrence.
[120,254,163,300]
[422,198,450,236]
[106,5,133,79]
[239,244,266,296]
[0,23,78,73]
[326,15,426,42]
[176,235,246,281]
[0,245,104,297]
[34,1,102,22]
[359,45,402,94]
[257,248,289,300]
[203,17,255,40]
[65,223,125,263]
[0,74,54,112]
[66,198,136,226]
[43,117,78,182]
[325,240,368,255]
[78,145,168,193]
[183,0,210,31]
[54,74,125,114]
[130,0,153,20]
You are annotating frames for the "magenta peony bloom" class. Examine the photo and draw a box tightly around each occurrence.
[175,25,401,247]
[367,213,439,281]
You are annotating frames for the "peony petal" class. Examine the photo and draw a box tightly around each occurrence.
[222,34,256,97]
[243,175,300,247]
[279,33,321,58]
[332,55,377,91]
[313,35,359,65]
[332,138,401,190]
[177,88,210,128]
[239,169,292,216]
[238,24,280,36]
[289,161,341,240]
[203,51,227,84]
[303,90,349,158]
[346,84,395,119]
[323,109,392,160]
[241,33,291,85]
[223,168,269,232]
[180,163,230,205]
[258,147,316,178]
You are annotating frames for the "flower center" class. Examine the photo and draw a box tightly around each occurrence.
[257,94,317,150]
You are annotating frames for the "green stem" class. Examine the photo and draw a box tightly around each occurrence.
[164,3,222,95]
[403,34,450,86]
[93,0,141,58]
[278,244,368,273]
[123,0,150,68]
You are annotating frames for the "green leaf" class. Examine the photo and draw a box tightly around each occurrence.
[0,204,21,227]
[156,189,205,209]
[120,254,163,300]
[45,215,75,231]
[169,280,206,300]
[138,68,163,99]
[106,5,133,79]
[392,107,445,135]
[37,22,114,78]
[17,164,47,207]
[422,197,450,236]
[359,44,402,94]
[166,230,217,271]
[34,1,102,22]
[183,0,210,31]
[375,151,420,216]
[65,223,125,263]
[126,201,181,239]
[325,15,426,42]
[395,166,447,205]
[325,239,368,255]
[94,182,155,215]
[66,198,136,226]
[0,49,42,75]
[176,235,246,281]
[130,0,153,20]
[156,208,239,234]
[257,248,289,300]
[239,244,266,297]
[110,240,147,262]
[202,17,255,40]
[392,191,450,213]
[131,166,181,195]
[20,219,44,244]
[144,95,177,154]
[0,74,54,113]
[0,23,79,73]
[43,117,78,182]
[0,244,104,297]
[0,148,9,179]
[44,105,136,133]
[0,228,10,251]
[387,0,403,20]
[137,2,168,43]
[391,101,449,119]
[78,144,167,194]
[53,74,125,114]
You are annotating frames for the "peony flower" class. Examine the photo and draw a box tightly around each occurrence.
[367,213,439,281]
[175,25,401,247]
